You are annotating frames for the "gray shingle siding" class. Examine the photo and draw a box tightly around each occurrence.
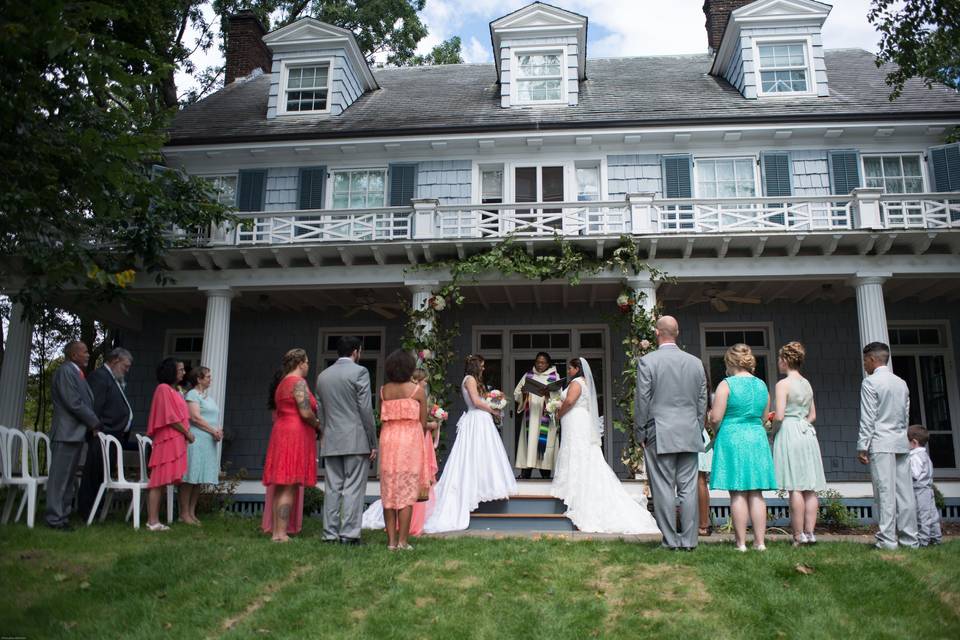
[790,150,831,196]
[417,160,472,204]
[606,154,662,199]
[264,168,299,210]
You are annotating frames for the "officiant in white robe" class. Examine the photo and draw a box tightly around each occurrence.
[514,352,562,479]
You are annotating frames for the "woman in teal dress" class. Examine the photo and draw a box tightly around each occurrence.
[772,342,826,546]
[181,366,223,525]
[709,344,776,551]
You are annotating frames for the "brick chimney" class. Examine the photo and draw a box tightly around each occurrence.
[703,0,756,54]
[224,10,272,84]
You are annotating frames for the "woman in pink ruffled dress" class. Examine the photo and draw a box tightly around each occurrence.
[146,358,195,531]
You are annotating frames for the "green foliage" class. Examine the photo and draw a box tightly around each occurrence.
[819,489,860,530]
[934,484,946,511]
[0,0,231,321]
[303,486,325,516]
[410,36,464,66]
[305,0,428,67]
[869,0,960,99]
[197,463,247,514]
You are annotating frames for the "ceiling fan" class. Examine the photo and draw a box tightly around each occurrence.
[343,289,403,319]
[680,286,762,312]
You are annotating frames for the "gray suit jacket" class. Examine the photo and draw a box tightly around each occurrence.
[858,366,910,454]
[50,362,99,443]
[635,344,707,454]
[315,358,377,457]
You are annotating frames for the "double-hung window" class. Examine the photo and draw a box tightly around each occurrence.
[203,175,238,207]
[282,62,331,114]
[862,155,925,194]
[696,158,757,198]
[514,52,564,104]
[331,169,387,209]
[756,41,812,96]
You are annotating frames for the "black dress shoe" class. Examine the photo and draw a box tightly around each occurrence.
[321,538,339,544]
[47,523,74,532]
[340,538,364,546]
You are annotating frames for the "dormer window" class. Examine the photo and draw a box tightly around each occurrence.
[514,51,565,104]
[754,39,815,97]
[279,60,332,114]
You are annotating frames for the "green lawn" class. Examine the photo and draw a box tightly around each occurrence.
[1,515,958,640]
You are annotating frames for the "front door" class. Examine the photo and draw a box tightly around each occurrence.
[475,326,611,474]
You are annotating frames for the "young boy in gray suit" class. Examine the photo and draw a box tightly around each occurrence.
[907,425,942,547]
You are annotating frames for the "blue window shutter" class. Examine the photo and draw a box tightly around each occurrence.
[929,143,960,192]
[761,152,792,197]
[237,169,266,212]
[661,155,693,198]
[298,167,326,209]
[389,164,417,206]
[828,151,861,195]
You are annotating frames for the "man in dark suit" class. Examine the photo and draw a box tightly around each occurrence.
[45,340,101,530]
[78,347,135,519]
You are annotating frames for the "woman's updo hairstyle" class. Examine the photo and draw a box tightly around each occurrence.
[267,348,309,409]
[778,341,806,371]
[724,343,756,375]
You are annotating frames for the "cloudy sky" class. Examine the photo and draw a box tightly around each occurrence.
[178,0,883,97]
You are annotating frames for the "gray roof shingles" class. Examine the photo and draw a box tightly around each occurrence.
[167,50,960,145]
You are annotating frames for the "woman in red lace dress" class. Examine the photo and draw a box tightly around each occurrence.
[262,348,320,543]
[146,358,195,531]
[379,350,428,550]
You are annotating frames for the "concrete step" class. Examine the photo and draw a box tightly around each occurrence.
[468,496,576,531]
[473,496,565,515]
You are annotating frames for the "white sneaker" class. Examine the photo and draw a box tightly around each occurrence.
[735,544,748,552]
[793,533,808,547]
[754,544,767,552]
[805,532,816,544]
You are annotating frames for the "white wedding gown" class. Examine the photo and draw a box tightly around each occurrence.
[550,376,660,535]
[423,376,518,533]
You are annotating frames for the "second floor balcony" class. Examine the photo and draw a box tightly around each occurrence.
[168,190,960,263]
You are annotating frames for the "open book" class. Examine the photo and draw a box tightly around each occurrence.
[521,376,566,398]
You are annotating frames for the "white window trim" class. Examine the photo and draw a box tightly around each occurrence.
[316,327,387,392]
[164,330,204,368]
[198,173,239,207]
[326,167,388,210]
[752,36,817,99]
[699,322,777,393]
[859,152,929,194]
[693,155,761,199]
[277,57,334,116]
[888,320,960,476]
[510,46,568,107]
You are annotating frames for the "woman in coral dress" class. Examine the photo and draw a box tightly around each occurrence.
[261,348,320,543]
[378,350,428,550]
[146,358,195,531]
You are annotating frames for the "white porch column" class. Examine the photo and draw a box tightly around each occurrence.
[626,275,658,314]
[0,303,33,429]
[199,288,235,464]
[851,274,891,350]
[407,282,439,334]
[411,198,439,240]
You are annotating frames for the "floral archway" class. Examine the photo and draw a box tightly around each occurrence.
[402,234,665,475]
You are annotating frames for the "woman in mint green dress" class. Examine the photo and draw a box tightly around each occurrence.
[181,366,223,525]
[772,342,826,546]
[709,344,776,551]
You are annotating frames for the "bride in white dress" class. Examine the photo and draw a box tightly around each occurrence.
[551,357,660,535]
[423,355,518,533]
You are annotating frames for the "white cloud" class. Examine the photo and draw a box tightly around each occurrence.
[464,36,493,63]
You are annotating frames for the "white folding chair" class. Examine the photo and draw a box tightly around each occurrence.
[87,432,143,527]
[13,430,50,523]
[1,427,41,528]
[134,434,174,525]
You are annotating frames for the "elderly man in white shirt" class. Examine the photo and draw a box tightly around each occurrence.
[857,341,918,550]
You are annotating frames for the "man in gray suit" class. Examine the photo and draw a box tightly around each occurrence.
[45,340,101,530]
[858,341,918,550]
[315,336,377,544]
[635,316,708,550]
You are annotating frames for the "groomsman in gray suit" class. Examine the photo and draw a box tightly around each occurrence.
[45,340,102,530]
[635,316,708,550]
[858,341,919,550]
[315,336,378,545]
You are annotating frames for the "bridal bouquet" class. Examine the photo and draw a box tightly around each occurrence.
[429,404,449,422]
[485,390,507,410]
[763,410,776,434]
[544,397,562,415]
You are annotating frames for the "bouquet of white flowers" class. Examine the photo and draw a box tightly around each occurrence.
[485,390,506,410]
[544,397,562,415]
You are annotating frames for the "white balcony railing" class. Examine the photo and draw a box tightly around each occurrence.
[178,191,959,248]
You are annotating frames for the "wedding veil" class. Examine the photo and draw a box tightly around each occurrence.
[577,358,604,446]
